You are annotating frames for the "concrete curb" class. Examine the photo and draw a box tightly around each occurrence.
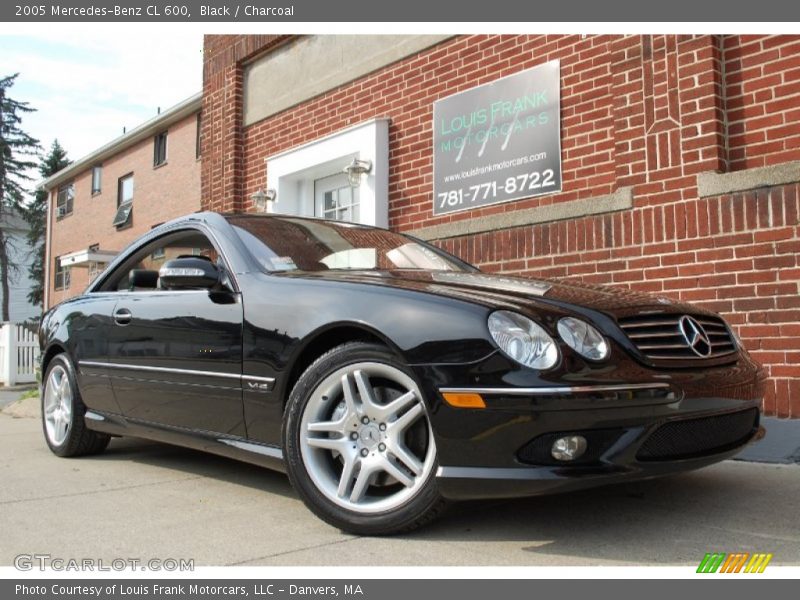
[0,384,37,392]
[734,416,800,464]
[1,395,40,419]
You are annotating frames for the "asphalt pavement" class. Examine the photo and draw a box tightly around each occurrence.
[1,405,799,566]
[0,388,29,410]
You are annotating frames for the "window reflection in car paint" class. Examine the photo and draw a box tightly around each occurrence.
[227,216,474,274]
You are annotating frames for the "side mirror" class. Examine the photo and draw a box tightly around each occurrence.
[159,257,220,290]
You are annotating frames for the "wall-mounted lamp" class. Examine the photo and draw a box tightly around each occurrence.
[251,188,277,213]
[343,157,372,188]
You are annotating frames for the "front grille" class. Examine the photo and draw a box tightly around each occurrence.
[518,429,624,466]
[636,408,759,461]
[618,313,737,361]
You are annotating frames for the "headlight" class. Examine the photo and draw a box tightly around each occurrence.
[557,317,609,361]
[488,311,559,370]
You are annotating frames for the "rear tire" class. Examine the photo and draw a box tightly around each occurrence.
[41,353,110,457]
[283,342,447,535]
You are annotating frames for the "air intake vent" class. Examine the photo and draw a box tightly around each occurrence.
[618,313,736,361]
[637,408,759,461]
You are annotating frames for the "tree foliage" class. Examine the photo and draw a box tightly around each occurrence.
[26,140,70,307]
[0,73,41,321]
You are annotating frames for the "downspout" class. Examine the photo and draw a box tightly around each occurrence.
[43,188,53,310]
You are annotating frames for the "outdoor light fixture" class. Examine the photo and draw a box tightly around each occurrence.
[343,157,372,187]
[251,188,277,213]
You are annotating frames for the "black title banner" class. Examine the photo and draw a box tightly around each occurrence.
[3,0,800,21]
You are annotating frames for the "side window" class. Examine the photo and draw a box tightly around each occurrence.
[100,230,219,293]
[54,256,71,290]
[153,131,168,167]
[56,182,74,219]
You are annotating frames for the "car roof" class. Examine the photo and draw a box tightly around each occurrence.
[218,211,389,232]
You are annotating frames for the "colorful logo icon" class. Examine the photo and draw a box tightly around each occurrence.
[697,552,773,573]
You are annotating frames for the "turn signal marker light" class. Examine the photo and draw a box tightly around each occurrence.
[442,392,486,409]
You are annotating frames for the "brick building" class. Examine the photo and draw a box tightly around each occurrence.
[202,34,800,417]
[41,93,202,308]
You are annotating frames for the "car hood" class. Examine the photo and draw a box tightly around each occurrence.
[283,269,702,316]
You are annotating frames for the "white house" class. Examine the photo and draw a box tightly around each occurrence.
[0,209,41,323]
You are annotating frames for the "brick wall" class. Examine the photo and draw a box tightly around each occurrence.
[436,184,800,417]
[202,34,800,417]
[725,35,800,170]
[201,34,288,212]
[48,113,201,307]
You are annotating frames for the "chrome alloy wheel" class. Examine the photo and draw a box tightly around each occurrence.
[43,364,72,446]
[299,361,436,514]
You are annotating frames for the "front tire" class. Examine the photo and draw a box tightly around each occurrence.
[42,353,110,457]
[283,342,446,535]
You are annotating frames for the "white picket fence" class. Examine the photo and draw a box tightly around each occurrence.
[0,322,40,386]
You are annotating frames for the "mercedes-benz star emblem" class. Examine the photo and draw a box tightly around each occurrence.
[679,316,712,357]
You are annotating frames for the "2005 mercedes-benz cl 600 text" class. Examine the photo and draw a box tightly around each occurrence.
[39,212,766,534]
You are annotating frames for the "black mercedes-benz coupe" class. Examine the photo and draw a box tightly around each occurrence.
[39,212,766,534]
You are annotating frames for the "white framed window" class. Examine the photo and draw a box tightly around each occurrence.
[88,262,101,281]
[91,166,102,195]
[54,256,71,291]
[315,173,360,222]
[56,182,74,218]
[265,118,389,227]
[118,173,134,206]
[114,173,134,228]
[153,131,168,167]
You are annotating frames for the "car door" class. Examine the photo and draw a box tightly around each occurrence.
[65,294,122,415]
[103,229,246,437]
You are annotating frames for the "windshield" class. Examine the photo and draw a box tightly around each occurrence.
[227,215,475,273]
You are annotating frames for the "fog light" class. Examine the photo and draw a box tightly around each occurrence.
[551,435,587,461]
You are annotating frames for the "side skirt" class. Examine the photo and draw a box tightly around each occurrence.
[84,410,286,473]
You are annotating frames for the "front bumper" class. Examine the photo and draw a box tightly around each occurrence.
[413,354,766,501]
[434,408,762,500]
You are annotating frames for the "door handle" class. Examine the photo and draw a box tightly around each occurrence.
[113,308,132,326]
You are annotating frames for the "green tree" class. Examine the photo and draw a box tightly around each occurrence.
[0,73,40,321]
[26,140,69,307]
